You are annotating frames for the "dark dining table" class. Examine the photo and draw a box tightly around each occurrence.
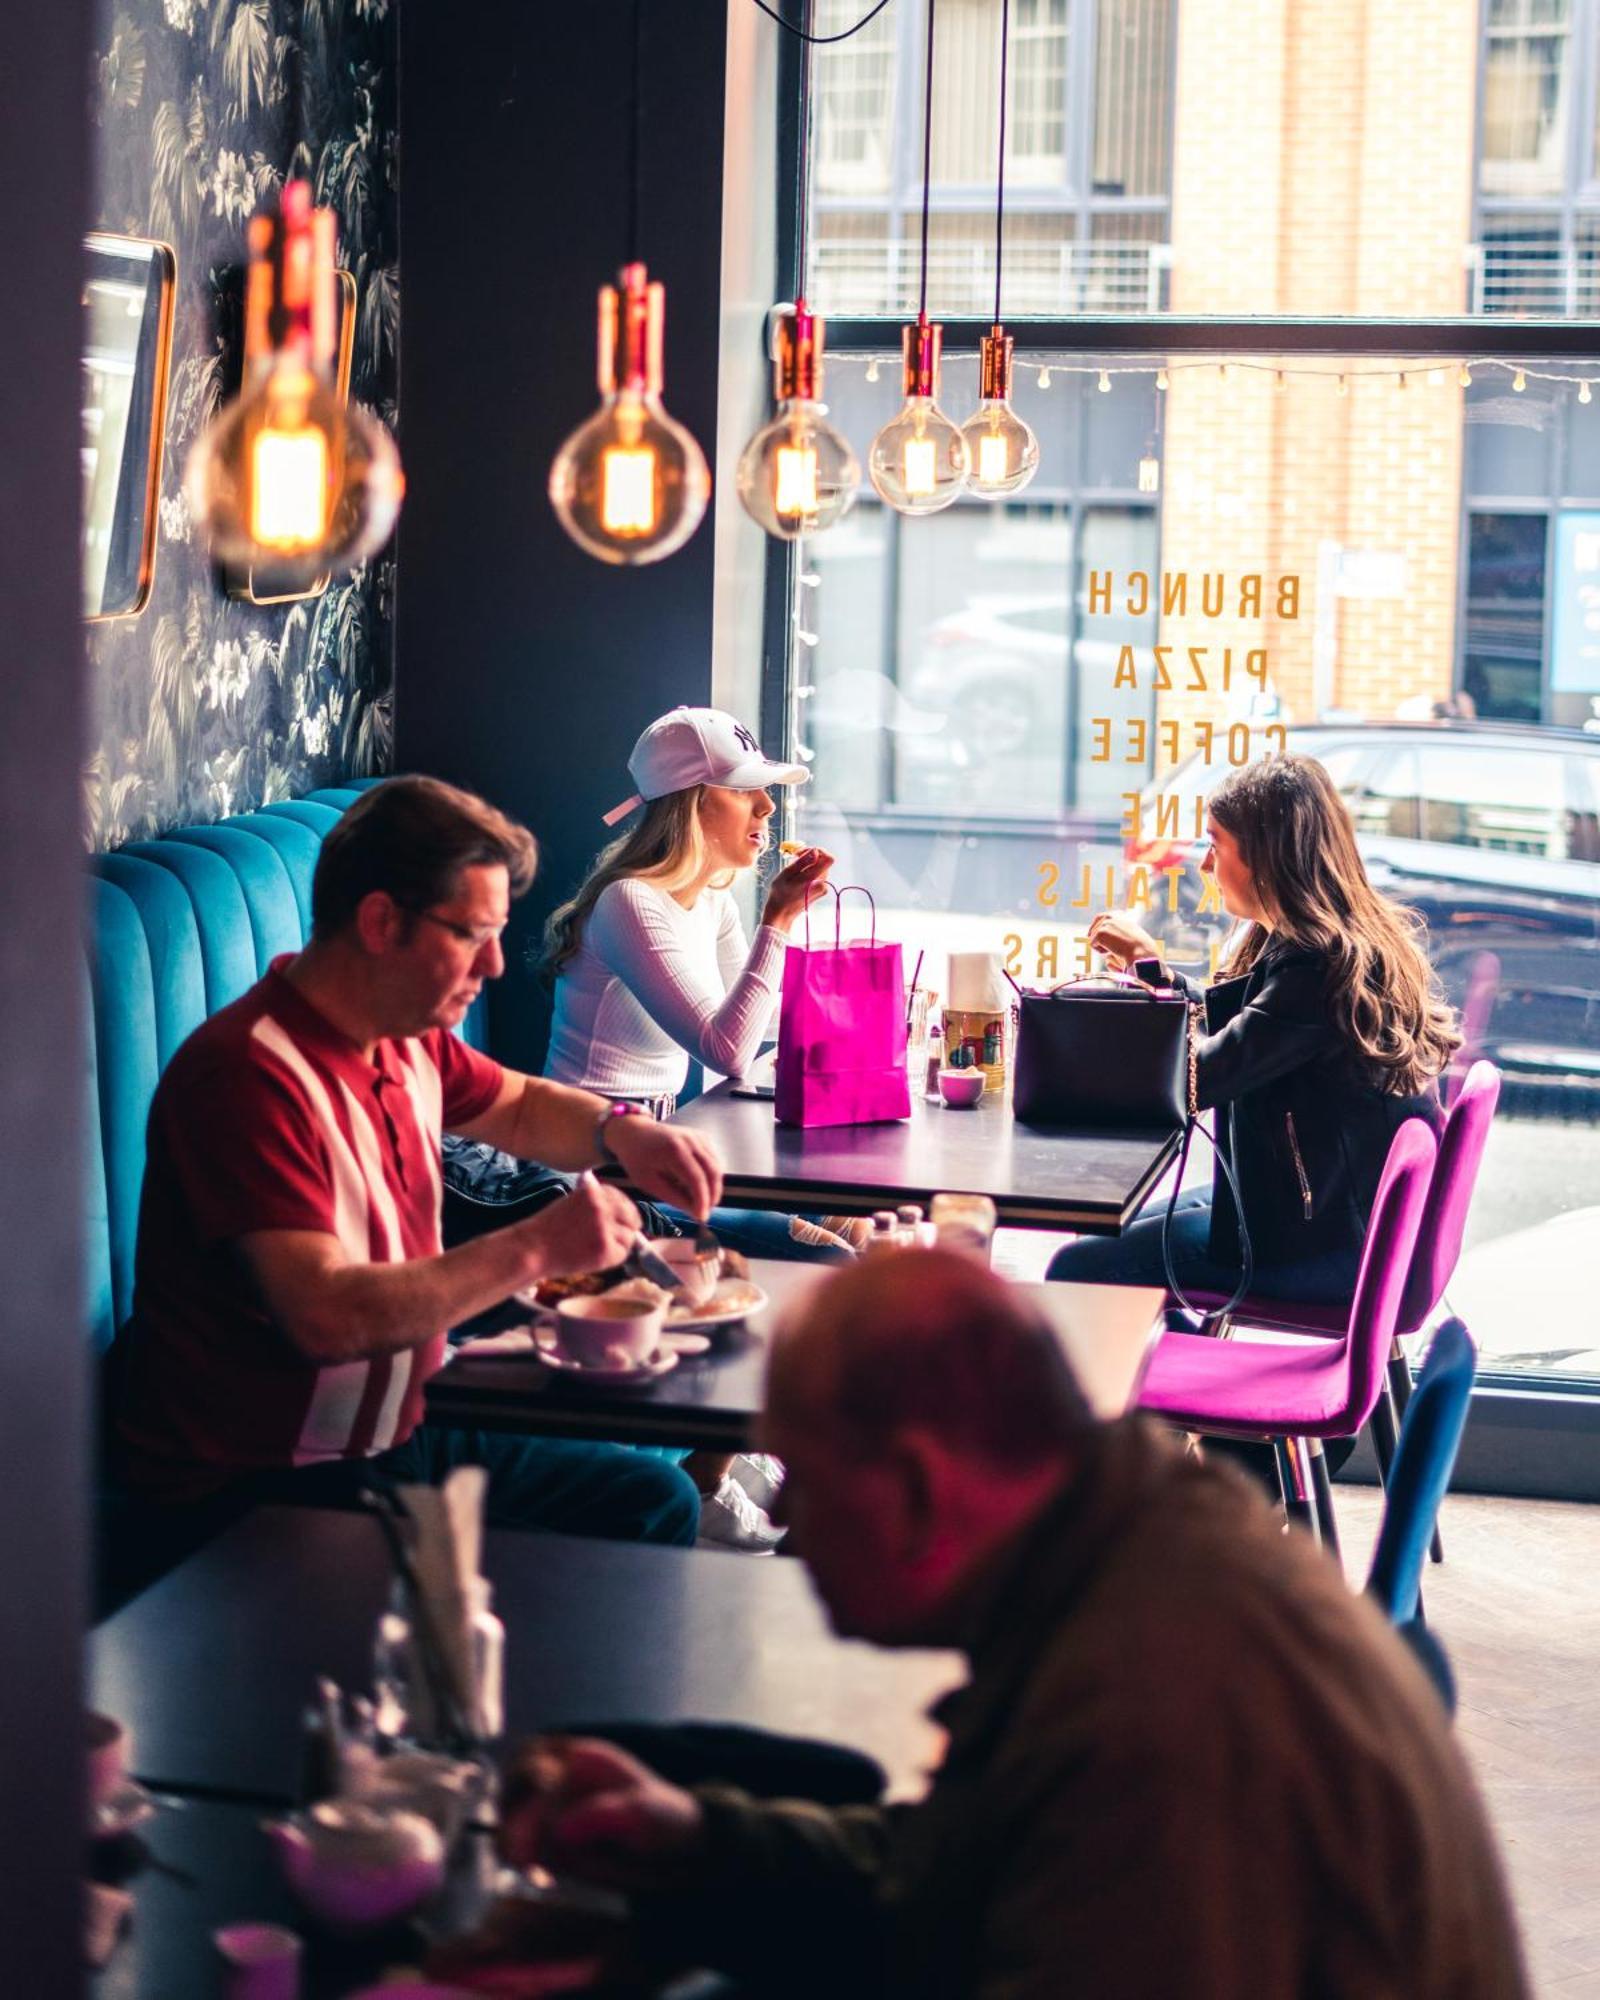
[652,1080,1181,1231]
[426,1261,1165,1451]
[92,1506,959,1809]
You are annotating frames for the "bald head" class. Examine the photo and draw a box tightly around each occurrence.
[771,1250,1093,1472]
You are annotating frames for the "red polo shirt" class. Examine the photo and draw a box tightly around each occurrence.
[116,961,505,1499]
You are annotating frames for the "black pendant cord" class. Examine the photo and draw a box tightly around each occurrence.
[795,0,813,303]
[994,0,1009,327]
[626,0,643,263]
[919,0,937,322]
[754,0,893,42]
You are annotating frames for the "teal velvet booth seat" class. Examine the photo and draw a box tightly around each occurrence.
[86,780,503,1609]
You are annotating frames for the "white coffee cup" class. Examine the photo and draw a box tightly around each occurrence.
[554,1293,665,1368]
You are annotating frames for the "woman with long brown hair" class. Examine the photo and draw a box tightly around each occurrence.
[1048,752,1460,1301]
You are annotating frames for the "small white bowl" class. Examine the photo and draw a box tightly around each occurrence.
[937,1067,986,1108]
[554,1292,665,1368]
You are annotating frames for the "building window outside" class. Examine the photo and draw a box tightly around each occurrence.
[768,0,1600,1391]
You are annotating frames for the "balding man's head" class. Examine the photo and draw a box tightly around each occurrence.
[764,1252,1095,1644]
[771,1249,1092,1469]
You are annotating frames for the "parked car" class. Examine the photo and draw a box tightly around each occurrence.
[1125,721,1600,1094]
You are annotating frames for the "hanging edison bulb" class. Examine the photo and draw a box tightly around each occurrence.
[961,326,1039,499]
[185,181,403,589]
[549,263,709,565]
[736,305,859,539]
[868,318,968,515]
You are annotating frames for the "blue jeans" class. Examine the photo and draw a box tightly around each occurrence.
[236,1425,701,1546]
[658,1204,852,1265]
[1047,1189,1361,1306]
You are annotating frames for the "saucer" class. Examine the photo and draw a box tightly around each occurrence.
[91,1778,158,1841]
[667,1278,768,1333]
[534,1345,679,1389]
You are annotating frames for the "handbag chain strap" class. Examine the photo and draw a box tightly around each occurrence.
[1161,997,1254,1330]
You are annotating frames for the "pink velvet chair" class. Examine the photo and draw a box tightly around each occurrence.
[1136,1118,1438,1556]
[1172,1063,1502,1528]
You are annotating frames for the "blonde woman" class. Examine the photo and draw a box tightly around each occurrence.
[543,707,849,1549]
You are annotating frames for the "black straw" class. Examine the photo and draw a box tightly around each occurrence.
[994,0,1009,327]
[919,0,937,322]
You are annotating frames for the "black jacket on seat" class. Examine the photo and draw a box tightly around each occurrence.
[1165,943,1442,1272]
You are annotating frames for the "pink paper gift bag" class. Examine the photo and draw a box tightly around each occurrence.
[775,887,912,1130]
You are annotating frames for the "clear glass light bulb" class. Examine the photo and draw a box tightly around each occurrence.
[186,182,402,588]
[868,318,968,515]
[961,328,1039,498]
[549,263,710,566]
[736,306,860,539]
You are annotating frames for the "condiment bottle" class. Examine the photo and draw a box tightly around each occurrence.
[864,1210,900,1254]
[923,1023,944,1101]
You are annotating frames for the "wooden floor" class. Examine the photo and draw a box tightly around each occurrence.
[1334,1488,1600,1997]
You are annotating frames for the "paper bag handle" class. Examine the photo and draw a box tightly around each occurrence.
[801,883,878,950]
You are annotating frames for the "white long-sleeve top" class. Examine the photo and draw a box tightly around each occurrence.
[543,877,786,1100]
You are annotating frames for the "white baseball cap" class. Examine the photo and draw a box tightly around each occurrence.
[602,707,811,825]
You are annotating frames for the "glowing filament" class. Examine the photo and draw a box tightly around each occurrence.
[775,444,819,518]
[250,425,329,549]
[601,446,657,534]
[977,433,1011,486]
[903,436,937,495]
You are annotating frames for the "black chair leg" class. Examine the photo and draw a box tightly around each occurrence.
[1370,1383,1399,1488]
[1306,1439,1342,1563]
[1273,1438,1314,1536]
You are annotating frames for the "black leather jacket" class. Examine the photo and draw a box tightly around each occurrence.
[1165,944,1442,1271]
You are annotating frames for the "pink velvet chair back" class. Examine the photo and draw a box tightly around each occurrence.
[1397,1061,1501,1336]
[1344,1119,1438,1432]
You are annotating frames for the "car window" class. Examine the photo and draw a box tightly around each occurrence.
[1308,742,1365,794]
[1414,747,1574,859]
[1566,754,1600,864]
[1349,750,1420,839]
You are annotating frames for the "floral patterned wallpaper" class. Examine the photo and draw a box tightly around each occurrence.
[86,0,397,850]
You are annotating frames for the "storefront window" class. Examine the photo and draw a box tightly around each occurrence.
[770,1,1600,1393]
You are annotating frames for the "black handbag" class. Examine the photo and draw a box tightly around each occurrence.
[1011,973,1253,1324]
[1012,975,1191,1129]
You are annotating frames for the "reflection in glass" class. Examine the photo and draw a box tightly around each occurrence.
[81,234,175,619]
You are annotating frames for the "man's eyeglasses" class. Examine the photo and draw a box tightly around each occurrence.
[400,906,508,952]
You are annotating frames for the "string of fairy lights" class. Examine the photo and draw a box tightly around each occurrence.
[842,353,1599,400]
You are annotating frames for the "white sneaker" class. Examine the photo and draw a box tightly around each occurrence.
[731,1452,785,1513]
[696,1474,786,1554]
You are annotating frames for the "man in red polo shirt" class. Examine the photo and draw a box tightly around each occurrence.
[113,777,724,1544]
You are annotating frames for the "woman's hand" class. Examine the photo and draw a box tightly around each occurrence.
[500,1736,708,1894]
[761,846,834,935]
[1086,911,1164,973]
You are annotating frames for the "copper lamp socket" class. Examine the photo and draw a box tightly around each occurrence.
[774,304,824,403]
[599,261,665,397]
[901,317,943,399]
[978,326,1014,403]
[246,179,337,373]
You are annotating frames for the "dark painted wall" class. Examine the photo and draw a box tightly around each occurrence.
[86,0,399,848]
[396,0,730,1072]
[0,2,93,1989]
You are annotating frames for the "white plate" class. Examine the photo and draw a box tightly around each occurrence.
[666,1278,768,1333]
[91,1778,158,1840]
[533,1345,679,1389]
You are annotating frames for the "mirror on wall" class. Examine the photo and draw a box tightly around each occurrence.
[82,234,176,621]
[228,268,360,606]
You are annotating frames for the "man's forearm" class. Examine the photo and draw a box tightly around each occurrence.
[636,1793,893,1994]
[494,1077,610,1171]
[259,1224,545,1365]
